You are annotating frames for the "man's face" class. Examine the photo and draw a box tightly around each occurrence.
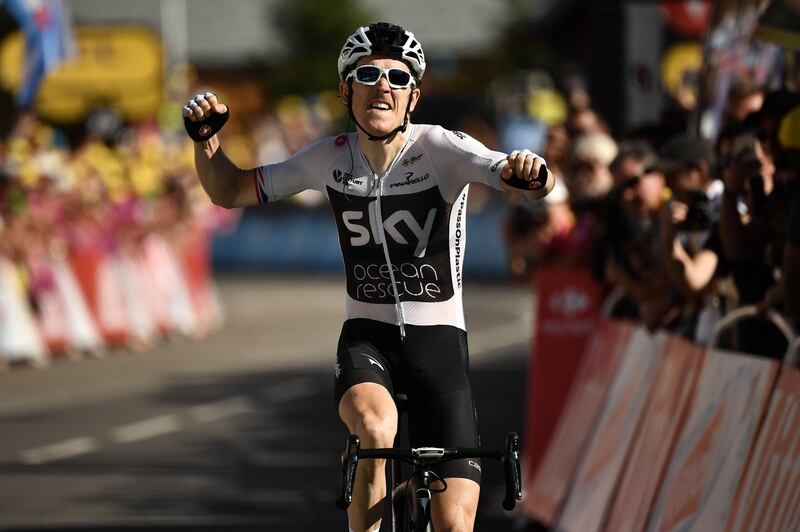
[340,57,420,137]
[620,170,665,218]
[566,156,613,203]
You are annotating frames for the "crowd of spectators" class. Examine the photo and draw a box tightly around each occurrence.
[0,109,232,363]
[504,80,800,360]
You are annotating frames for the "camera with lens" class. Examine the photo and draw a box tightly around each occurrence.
[677,189,713,231]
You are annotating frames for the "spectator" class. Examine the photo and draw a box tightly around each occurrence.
[593,141,667,321]
[719,130,789,358]
[504,179,573,282]
[779,106,800,331]
[656,135,729,342]
[725,78,765,124]
[564,132,617,212]
[609,140,658,186]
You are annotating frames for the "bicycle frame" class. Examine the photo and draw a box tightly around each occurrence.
[336,432,522,531]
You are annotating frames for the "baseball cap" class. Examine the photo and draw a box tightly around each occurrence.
[650,134,716,174]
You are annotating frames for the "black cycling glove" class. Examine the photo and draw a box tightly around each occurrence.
[503,164,548,190]
[184,108,229,142]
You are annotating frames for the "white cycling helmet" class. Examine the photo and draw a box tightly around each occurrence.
[338,22,426,83]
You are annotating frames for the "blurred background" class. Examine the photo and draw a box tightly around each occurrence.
[0,0,798,531]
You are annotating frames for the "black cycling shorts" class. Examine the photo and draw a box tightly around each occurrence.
[334,318,482,484]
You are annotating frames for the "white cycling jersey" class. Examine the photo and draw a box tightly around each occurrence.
[255,124,511,333]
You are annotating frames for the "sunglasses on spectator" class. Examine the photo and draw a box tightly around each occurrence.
[346,65,416,89]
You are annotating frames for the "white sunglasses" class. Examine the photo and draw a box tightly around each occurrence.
[346,65,416,89]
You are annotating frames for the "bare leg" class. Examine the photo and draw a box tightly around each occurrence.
[431,477,480,532]
[338,382,398,532]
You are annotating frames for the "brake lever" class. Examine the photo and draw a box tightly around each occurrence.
[502,432,522,511]
[336,434,361,510]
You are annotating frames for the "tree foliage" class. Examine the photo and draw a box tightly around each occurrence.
[267,0,375,97]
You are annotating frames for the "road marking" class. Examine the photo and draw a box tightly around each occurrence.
[261,377,317,403]
[112,414,183,444]
[190,395,254,423]
[20,437,98,464]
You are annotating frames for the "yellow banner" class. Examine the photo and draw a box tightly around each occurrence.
[0,26,163,122]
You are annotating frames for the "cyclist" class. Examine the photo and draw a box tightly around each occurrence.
[184,22,553,532]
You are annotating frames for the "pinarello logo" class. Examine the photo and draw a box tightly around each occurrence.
[548,286,589,317]
[335,134,347,147]
[333,169,343,183]
[199,125,212,137]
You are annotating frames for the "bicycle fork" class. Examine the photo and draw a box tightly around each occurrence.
[392,469,434,531]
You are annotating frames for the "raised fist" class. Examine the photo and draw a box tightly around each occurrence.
[183,92,230,142]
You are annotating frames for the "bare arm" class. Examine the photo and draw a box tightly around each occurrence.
[664,240,719,297]
[659,201,718,299]
[185,92,258,209]
[193,135,258,208]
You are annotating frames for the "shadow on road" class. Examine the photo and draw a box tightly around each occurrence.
[1,348,530,532]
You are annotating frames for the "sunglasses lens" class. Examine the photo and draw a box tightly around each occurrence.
[355,66,381,83]
[388,69,411,87]
[352,66,413,88]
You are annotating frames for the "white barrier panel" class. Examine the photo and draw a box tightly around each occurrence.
[0,256,48,364]
[604,336,705,532]
[556,327,667,532]
[524,319,633,524]
[646,350,778,531]
[51,257,102,353]
[727,367,800,531]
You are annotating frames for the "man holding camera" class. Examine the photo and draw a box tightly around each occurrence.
[657,135,728,343]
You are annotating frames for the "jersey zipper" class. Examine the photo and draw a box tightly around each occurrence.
[375,176,406,339]
[361,126,415,340]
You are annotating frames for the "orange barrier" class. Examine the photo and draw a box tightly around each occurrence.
[646,349,778,531]
[556,328,667,532]
[604,336,705,532]
[70,244,130,346]
[522,267,602,486]
[727,366,800,531]
[524,319,632,524]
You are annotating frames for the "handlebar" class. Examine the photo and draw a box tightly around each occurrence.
[336,432,523,511]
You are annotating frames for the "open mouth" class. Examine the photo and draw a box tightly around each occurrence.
[368,102,392,111]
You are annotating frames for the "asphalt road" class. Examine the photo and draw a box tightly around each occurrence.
[0,274,535,531]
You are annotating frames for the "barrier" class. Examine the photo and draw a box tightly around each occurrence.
[70,243,131,346]
[645,349,778,531]
[726,366,800,531]
[522,267,602,487]
[524,319,633,524]
[556,328,666,532]
[604,336,705,532]
[29,255,70,355]
[791,337,800,367]
[709,306,798,364]
[0,229,221,363]
[0,256,48,364]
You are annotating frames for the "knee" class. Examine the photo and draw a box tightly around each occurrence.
[353,411,396,448]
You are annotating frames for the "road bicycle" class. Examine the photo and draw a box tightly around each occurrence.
[336,431,522,531]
